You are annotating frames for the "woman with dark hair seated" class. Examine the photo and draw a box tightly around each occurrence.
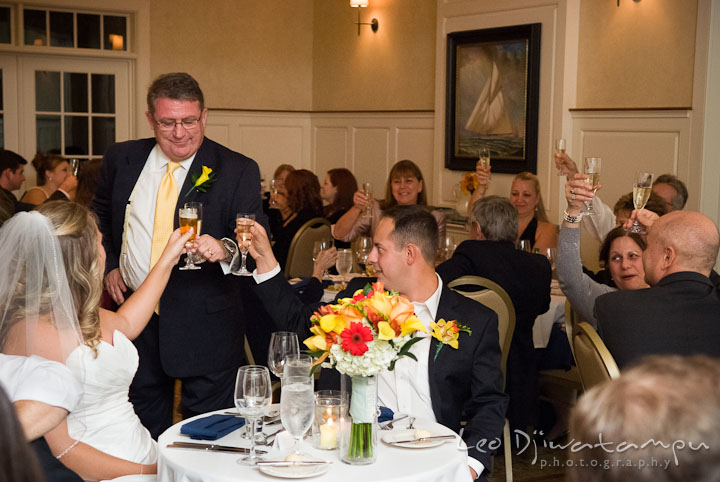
[271,169,323,271]
[332,159,445,244]
[321,168,357,249]
[557,175,651,327]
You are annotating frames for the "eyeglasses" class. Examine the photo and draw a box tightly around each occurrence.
[153,116,201,131]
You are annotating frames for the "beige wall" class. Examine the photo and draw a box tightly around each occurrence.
[576,0,697,108]
[149,0,314,111]
[311,0,436,111]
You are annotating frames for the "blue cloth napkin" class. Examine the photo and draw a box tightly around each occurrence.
[378,406,394,424]
[181,414,245,440]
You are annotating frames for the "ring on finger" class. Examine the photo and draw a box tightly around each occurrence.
[571,193,576,201]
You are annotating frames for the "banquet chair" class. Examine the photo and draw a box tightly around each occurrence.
[538,300,583,392]
[447,275,515,482]
[572,322,620,391]
[284,217,331,279]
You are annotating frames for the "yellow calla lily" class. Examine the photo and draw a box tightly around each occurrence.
[319,314,345,334]
[377,321,396,340]
[304,335,327,351]
[310,325,326,338]
[195,165,212,187]
[400,315,426,336]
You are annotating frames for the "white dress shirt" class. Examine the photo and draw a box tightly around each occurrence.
[0,353,81,411]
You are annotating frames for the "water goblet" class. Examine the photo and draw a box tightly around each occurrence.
[335,249,353,282]
[234,365,271,465]
[354,236,373,274]
[234,213,255,276]
[281,375,315,457]
[283,353,313,378]
[268,331,299,378]
[628,172,654,234]
[178,205,202,270]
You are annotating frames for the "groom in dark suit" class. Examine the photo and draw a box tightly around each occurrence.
[248,205,507,481]
[93,73,266,438]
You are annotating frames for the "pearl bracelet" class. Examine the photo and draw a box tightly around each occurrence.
[563,209,583,224]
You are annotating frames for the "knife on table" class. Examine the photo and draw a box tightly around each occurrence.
[167,441,267,454]
[256,460,332,467]
[389,434,457,444]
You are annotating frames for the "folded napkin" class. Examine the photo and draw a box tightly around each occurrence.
[181,414,245,440]
[378,406,394,424]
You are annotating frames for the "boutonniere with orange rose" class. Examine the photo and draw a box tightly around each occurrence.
[430,319,472,360]
[460,172,479,195]
[185,165,216,197]
[304,281,427,376]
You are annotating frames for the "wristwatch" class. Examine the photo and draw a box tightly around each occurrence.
[221,238,238,263]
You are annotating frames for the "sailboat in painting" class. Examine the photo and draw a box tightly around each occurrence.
[465,61,512,135]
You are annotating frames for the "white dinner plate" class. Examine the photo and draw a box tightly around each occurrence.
[258,462,331,479]
[381,429,453,449]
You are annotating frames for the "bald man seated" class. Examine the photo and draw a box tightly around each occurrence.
[594,210,720,368]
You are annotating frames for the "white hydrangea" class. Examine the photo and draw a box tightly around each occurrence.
[330,339,399,377]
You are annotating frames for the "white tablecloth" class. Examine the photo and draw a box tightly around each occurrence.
[158,411,472,482]
[532,294,566,349]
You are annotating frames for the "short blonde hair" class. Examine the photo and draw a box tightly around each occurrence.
[36,202,103,354]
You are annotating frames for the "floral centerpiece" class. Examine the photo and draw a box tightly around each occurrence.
[304,281,426,464]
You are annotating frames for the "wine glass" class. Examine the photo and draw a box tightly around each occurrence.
[361,182,372,219]
[335,249,353,282]
[438,235,456,262]
[517,239,533,253]
[554,139,567,176]
[178,205,201,270]
[582,157,602,215]
[234,365,271,465]
[268,331,299,378]
[312,238,334,279]
[283,353,313,378]
[545,247,557,272]
[628,172,654,234]
[354,236,373,274]
[281,375,315,457]
[234,213,255,276]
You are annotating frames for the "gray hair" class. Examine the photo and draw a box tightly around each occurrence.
[470,196,518,243]
[654,174,688,210]
[147,72,205,114]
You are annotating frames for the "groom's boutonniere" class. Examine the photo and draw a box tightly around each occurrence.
[185,165,216,197]
[430,319,472,360]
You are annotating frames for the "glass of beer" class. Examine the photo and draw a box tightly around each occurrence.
[234,213,256,276]
[179,205,201,270]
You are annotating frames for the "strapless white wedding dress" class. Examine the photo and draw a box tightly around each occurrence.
[66,330,157,481]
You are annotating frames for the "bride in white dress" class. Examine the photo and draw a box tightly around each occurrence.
[0,202,193,481]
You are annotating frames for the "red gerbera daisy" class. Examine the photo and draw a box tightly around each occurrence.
[340,322,373,356]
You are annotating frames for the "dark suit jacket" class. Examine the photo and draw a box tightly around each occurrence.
[93,137,267,377]
[436,240,551,428]
[252,273,508,472]
[595,271,720,369]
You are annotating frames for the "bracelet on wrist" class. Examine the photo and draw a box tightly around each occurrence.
[563,209,583,224]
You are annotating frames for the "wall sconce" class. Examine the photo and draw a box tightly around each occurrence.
[350,0,379,36]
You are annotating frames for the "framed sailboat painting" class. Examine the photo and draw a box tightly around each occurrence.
[445,23,541,173]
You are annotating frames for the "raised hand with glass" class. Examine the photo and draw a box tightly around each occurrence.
[234,213,255,276]
[628,172,654,234]
[312,238,334,279]
[178,204,201,270]
[234,365,272,465]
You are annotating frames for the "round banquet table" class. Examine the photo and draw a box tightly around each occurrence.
[158,410,473,482]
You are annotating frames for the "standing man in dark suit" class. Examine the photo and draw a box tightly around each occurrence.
[93,72,266,438]
[594,209,720,369]
[437,195,551,432]
[0,149,31,226]
[247,205,507,481]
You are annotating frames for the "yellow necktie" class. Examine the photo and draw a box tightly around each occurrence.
[150,161,181,270]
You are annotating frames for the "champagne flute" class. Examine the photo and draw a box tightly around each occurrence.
[582,157,602,215]
[178,206,201,270]
[335,249,353,282]
[268,331,299,378]
[235,365,272,465]
[628,172,654,234]
[69,158,80,176]
[354,236,373,274]
[361,182,372,219]
[269,179,278,208]
[478,147,491,169]
[517,239,533,253]
[312,238,334,279]
[554,139,567,176]
[184,202,204,266]
[281,375,315,457]
[234,213,255,276]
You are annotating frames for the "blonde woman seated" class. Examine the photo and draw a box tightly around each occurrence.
[332,159,446,243]
[470,164,557,252]
[0,202,192,481]
[20,153,77,204]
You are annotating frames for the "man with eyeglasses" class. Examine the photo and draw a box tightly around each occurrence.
[93,72,267,438]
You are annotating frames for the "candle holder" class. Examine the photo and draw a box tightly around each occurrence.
[312,390,345,450]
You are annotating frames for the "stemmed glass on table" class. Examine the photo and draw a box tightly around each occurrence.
[234,365,272,465]
[179,203,202,270]
[268,332,300,379]
[281,375,315,457]
[582,157,602,215]
[283,353,313,378]
[234,213,255,276]
[335,249,353,282]
[628,172,654,234]
[354,236,373,276]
